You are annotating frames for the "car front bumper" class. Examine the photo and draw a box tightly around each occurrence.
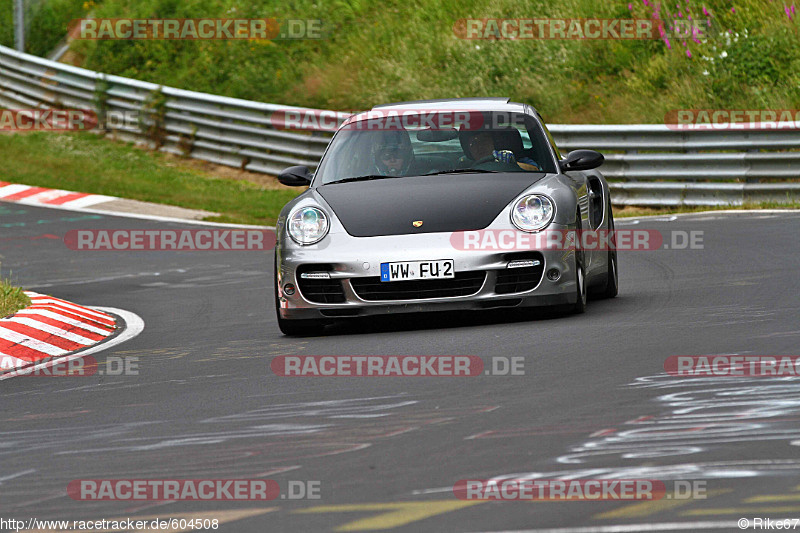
[276,227,579,320]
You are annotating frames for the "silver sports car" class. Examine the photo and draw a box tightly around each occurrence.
[274,98,618,335]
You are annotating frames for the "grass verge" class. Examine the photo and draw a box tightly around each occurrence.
[0,278,30,318]
[0,132,302,226]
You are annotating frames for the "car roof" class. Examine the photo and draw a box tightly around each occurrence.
[342,98,536,125]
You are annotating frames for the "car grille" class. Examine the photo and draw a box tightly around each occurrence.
[296,264,346,304]
[351,271,486,301]
[495,253,545,294]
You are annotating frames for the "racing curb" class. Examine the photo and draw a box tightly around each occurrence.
[0,291,117,374]
[0,180,219,222]
[0,180,113,209]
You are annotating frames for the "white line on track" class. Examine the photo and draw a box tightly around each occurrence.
[0,307,144,381]
[469,521,741,532]
[0,469,37,484]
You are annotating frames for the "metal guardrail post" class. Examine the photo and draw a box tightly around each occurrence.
[13,0,25,53]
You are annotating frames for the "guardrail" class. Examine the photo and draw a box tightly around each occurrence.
[1,44,799,206]
[0,44,329,176]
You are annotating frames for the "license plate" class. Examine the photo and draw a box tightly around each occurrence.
[380,260,454,282]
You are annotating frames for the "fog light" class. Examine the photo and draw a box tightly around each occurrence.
[283,283,296,296]
[546,269,561,281]
[507,259,541,269]
[300,272,330,279]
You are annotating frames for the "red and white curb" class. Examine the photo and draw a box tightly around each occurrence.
[1,291,117,374]
[0,181,113,209]
[0,180,268,228]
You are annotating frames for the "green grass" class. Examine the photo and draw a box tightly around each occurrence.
[0,0,11,49]
[58,0,800,123]
[0,275,30,318]
[0,132,301,225]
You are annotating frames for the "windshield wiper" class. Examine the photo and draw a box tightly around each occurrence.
[326,169,499,184]
[326,175,399,185]
[422,169,499,176]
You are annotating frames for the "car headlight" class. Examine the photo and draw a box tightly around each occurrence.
[511,194,554,232]
[288,206,329,245]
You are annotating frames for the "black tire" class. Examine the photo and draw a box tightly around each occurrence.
[600,204,619,299]
[572,249,587,314]
[274,253,325,336]
[572,207,587,314]
[602,250,619,299]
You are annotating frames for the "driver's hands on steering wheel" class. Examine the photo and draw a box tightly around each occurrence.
[473,149,516,167]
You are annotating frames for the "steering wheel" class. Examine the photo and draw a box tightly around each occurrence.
[471,154,497,166]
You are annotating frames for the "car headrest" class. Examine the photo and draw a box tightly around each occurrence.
[492,128,524,156]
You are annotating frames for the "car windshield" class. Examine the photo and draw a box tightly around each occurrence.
[314,111,556,185]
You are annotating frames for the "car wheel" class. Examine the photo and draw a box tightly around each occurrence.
[274,253,325,336]
[572,207,587,314]
[599,204,619,299]
[572,251,587,314]
[601,251,619,299]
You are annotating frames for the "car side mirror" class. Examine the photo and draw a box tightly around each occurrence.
[559,150,604,172]
[278,165,312,186]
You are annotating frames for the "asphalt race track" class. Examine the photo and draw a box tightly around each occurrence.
[2,201,800,532]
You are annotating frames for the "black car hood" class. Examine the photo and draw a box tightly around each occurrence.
[317,173,546,237]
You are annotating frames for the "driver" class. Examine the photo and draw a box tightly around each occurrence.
[372,130,413,177]
[462,130,542,171]
[466,131,500,162]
